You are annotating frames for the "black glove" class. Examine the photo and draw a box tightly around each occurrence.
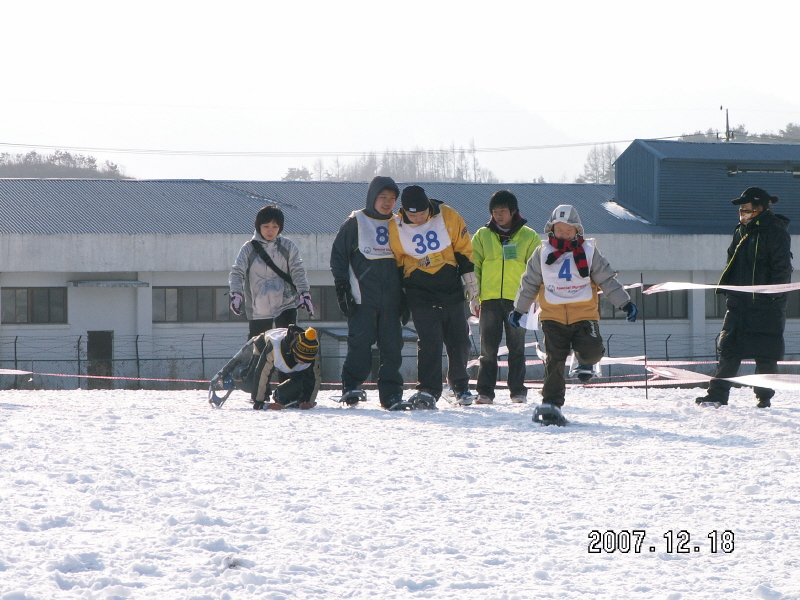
[335,281,357,318]
[622,302,638,323]
[508,310,524,329]
[400,291,411,326]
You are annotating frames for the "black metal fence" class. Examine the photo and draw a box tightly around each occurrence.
[4,331,800,391]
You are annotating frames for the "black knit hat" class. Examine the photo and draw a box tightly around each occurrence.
[732,187,778,207]
[489,190,518,214]
[401,185,430,213]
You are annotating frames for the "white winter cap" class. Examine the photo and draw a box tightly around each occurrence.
[545,204,584,236]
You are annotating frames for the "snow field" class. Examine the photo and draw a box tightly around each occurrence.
[1,386,799,599]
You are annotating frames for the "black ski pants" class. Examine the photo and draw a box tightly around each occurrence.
[476,299,528,400]
[707,355,777,403]
[341,304,404,404]
[410,301,471,398]
[248,308,298,340]
[541,319,604,407]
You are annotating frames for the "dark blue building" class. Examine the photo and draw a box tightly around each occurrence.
[615,140,800,231]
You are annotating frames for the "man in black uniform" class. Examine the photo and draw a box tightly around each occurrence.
[696,187,792,408]
[330,176,406,409]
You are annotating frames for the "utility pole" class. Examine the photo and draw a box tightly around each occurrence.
[721,106,733,141]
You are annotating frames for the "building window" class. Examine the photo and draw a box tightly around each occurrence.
[599,286,688,320]
[706,288,800,318]
[153,287,245,323]
[1,287,67,324]
[705,289,726,318]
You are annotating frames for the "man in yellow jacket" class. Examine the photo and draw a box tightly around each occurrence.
[472,190,541,404]
[510,204,637,425]
[388,185,477,409]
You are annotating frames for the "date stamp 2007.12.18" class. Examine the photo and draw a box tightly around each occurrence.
[588,530,735,554]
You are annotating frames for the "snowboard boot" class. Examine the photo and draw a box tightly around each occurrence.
[532,402,568,426]
[338,389,367,406]
[695,395,727,408]
[408,390,438,410]
[756,397,772,408]
[453,389,475,406]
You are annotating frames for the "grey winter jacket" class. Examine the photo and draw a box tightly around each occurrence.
[229,232,310,320]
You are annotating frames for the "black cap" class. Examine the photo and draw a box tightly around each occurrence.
[732,187,778,206]
[401,185,430,213]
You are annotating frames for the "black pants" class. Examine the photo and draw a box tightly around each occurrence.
[341,304,404,404]
[248,308,298,340]
[476,299,527,399]
[541,320,605,407]
[706,355,777,403]
[410,301,471,398]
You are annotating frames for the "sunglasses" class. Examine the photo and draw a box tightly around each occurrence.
[738,208,758,215]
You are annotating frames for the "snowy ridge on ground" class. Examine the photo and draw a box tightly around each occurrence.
[1,387,799,599]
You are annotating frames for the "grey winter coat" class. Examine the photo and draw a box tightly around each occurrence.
[229,232,310,320]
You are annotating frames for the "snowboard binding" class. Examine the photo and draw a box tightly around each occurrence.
[208,374,236,408]
[532,403,568,426]
[407,391,437,410]
[336,389,367,406]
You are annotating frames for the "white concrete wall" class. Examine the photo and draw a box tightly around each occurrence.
[3,232,800,363]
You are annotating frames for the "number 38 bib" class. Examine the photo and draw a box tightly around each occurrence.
[395,212,452,267]
[354,210,394,259]
[540,239,595,304]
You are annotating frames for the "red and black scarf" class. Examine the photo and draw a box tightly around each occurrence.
[545,234,589,278]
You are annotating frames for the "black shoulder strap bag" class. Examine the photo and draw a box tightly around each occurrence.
[250,240,297,293]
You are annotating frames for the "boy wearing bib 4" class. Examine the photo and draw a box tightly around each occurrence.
[509,205,637,425]
[388,185,478,408]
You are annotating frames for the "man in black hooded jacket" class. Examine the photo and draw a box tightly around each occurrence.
[697,186,792,408]
[330,176,406,409]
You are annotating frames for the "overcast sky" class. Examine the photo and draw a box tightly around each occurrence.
[3,0,799,183]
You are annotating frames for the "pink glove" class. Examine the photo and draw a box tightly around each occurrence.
[297,291,314,316]
[229,292,244,316]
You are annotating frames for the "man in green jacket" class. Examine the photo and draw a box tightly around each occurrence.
[472,190,541,404]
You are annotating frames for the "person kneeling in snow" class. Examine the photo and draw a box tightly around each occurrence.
[509,205,636,425]
[236,325,321,410]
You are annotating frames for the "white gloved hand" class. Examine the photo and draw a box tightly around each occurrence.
[469,297,480,318]
[297,291,315,316]
[462,272,479,302]
[229,292,244,316]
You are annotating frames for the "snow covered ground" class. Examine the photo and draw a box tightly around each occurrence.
[1,386,799,600]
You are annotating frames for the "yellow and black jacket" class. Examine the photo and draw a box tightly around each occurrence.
[388,199,474,307]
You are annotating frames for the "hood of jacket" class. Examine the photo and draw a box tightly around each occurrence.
[743,209,790,233]
[364,176,401,219]
[486,212,528,240]
[544,204,584,237]
[252,230,279,245]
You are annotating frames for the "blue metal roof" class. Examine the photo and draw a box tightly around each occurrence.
[0,178,737,237]
[634,139,800,163]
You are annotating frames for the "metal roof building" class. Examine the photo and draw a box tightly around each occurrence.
[615,139,800,228]
[0,177,732,237]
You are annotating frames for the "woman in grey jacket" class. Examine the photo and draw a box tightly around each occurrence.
[229,205,313,340]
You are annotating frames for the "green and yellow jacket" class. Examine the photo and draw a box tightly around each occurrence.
[472,214,541,302]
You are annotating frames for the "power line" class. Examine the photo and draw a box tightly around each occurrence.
[0,136,689,159]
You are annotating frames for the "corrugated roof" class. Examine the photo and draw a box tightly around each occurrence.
[0,178,733,236]
[636,139,800,162]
